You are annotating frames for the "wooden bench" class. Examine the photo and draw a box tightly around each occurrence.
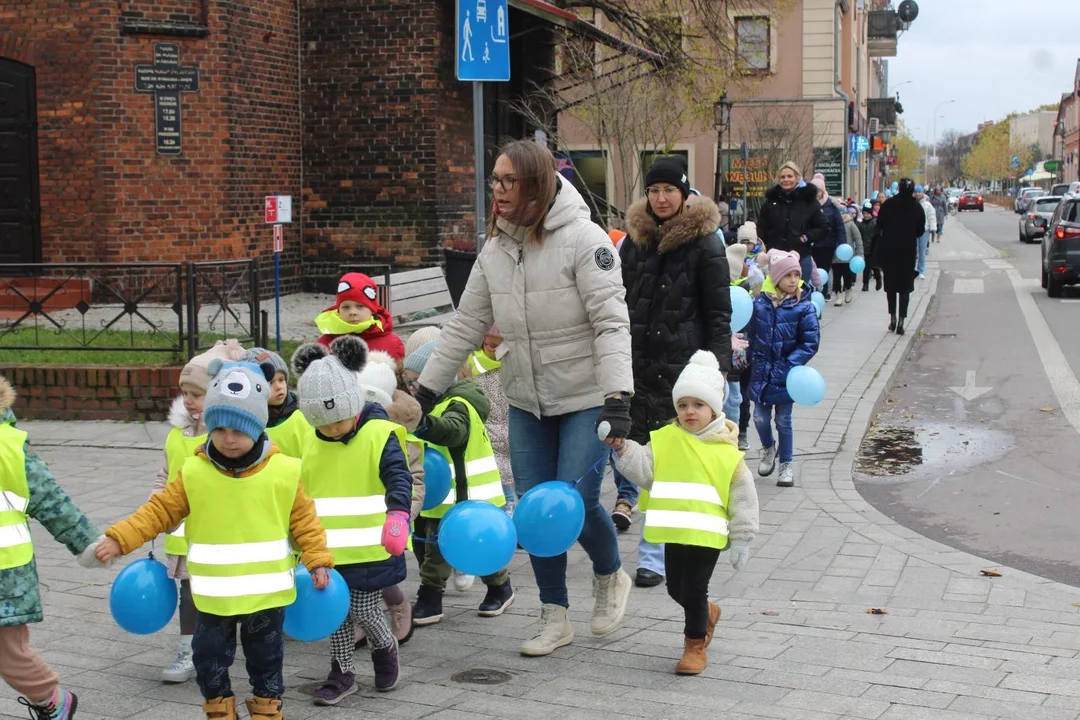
[342,265,456,329]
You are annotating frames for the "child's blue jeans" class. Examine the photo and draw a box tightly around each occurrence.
[753,402,794,463]
[723,380,742,424]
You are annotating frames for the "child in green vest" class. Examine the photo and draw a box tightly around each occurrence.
[600,350,759,676]
[96,360,334,720]
[292,337,415,705]
[463,325,516,514]
[0,375,106,719]
[150,340,244,685]
[244,347,314,458]
[401,341,514,625]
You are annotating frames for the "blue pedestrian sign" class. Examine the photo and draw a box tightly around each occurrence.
[1011,155,1019,169]
[456,0,510,82]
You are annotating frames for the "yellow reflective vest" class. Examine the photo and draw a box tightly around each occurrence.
[642,425,741,550]
[301,419,409,565]
[266,410,314,459]
[0,423,33,571]
[467,350,501,377]
[183,453,300,615]
[162,428,205,556]
[421,396,504,519]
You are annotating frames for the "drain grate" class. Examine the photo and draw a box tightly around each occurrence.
[451,668,513,685]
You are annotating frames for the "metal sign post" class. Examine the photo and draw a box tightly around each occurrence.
[265,195,292,352]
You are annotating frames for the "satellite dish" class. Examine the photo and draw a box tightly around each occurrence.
[897,0,919,23]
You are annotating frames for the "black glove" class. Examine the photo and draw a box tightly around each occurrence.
[595,396,631,440]
[414,385,438,416]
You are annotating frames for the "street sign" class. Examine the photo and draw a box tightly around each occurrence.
[273,224,283,253]
[1011,155,1019,169]
[849,150,859,168]
[456,0,510,81]
[1044,160,1060,171]
[264,195,292,224]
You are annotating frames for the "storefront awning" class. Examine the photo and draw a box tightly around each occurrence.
[509,0,664,64]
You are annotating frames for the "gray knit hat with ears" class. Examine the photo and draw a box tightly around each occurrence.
[292,336,368,427]
[244,347,289,382]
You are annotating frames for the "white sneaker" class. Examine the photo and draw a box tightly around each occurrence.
[918,273,925,279]
[844,289,854,304]
[591,567,632,636]
[833,295,843,307]
[452,571,475,592]
[777,462,795,488]
[758,445,777,477]
[520,604,574,656]
[161,649,195,683]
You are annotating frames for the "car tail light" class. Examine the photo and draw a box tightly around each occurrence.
[977,196,983,202]
[1028,213,1037,221]
[1055,226,1080,240]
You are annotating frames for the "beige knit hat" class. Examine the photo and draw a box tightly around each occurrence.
[179,339,246,392]
[404,326,441,358]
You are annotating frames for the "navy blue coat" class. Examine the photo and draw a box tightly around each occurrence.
[747,286,821,405]
[816,199,847,251]
[315,403,413,592]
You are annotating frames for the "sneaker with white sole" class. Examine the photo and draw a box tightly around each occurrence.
[758,445,777,477]
[844,288,854,304]
[737,432,749,451]
[520,603,574,656]
[591,567,632,636]
[161,647,195,683]
[610,498,634,532]
[452,571,475,592]
[777,462,795,487]
[833,294,843,307]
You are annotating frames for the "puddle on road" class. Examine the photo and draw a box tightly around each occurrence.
[856,421,1013,484]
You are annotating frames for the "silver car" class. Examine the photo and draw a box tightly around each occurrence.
[1015,187,1046,214]
[1019,195,1062,243]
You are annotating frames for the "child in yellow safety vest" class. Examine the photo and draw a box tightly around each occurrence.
[149,340,244,685]
[401,340,514,626]
[292,336,415,704]
[95,359,334,720]
[244,347,314,458]
[0,375,107,719]
[461,324,516,514]
[600,350,759,677]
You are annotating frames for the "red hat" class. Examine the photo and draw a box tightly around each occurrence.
[334,272,381,313]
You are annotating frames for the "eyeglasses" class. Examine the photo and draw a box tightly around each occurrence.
[403,377,420,392]
[647,186,681,198]
[489,174,517,192]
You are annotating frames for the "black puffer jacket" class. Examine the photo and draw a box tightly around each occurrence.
[621,196,732,443]
[756,184,827,258]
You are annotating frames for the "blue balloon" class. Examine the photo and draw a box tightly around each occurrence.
[438,500,517,576]
[849,256,866,274]
[815,269,829,288]
[810,291,825,319]
[514,481,586,558]
[421,449,452,511]
[284,566,350,641]
[835,244,854,262]
[109,556,177,635]
[786,365,826,406]
[729,285,754,332]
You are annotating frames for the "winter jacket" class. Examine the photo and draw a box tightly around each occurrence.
[0,378,100,627]
[876,192,925,294]
[317,307,406,361]
[857,218,879,267]
[929,193,948,223]
[152,396,205,580]
[415,378,493,508]
[817,199,847,252]
[382,388,426,520]
[613,416,759,542]
[756,184,828,258]
[476,368,513,498]
[835,215,864,263]
[919,197,937,234]
[418,176,633,418]
[746,280,821,405]
[621,196,733,442]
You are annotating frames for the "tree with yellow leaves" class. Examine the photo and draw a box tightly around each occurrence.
[892,133,921,179]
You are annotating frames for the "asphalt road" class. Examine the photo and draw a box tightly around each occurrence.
[856,203,1080,587]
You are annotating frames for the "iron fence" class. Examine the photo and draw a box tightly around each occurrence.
[187,259,261,357]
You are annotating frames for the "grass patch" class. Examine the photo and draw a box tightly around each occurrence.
[0,326,302,367]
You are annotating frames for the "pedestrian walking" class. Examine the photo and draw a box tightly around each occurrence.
[412,139,634,657]
[915,185,936,278]
[756,161,827,280]
[875,178,925,336]
[832,206,864,305]
[602,350,759,676]
[858,201,882,292]
[929,187,948,241]
[809,174,845,300]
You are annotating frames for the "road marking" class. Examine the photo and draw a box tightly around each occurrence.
[953,279,984,294]
[948,370,992,401]
[1061,299,1080,304]
[996,469,1058,491]
[984,259,1011,269]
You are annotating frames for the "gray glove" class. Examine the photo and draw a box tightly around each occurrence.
[77,535,114,569]
[729,538,751,571]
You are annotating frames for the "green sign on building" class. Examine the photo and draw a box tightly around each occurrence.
[813,147,843,198]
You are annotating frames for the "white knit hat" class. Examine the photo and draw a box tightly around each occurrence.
[356,350,399,407]
[404,327,441,357]
[737,221,758,244]
[725,243,747,283]
[671,350,726,418]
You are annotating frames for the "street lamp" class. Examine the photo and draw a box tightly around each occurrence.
[889,80,913,96]
[713,92,733,204]
[926,100,955,184]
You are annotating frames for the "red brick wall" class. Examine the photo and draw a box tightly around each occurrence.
[1,364,180,421]
[299,0,475,280]
[1,1,303,293]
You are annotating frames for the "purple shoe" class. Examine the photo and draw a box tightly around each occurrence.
[312,659,357,706]
[372,637,400,692]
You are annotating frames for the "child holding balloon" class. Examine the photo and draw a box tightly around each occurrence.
[292,337,414,705]
[95,359,334,720]
[747,250,821,488]
[599,350,759,676]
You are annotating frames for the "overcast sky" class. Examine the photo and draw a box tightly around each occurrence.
[887,0,1080,144]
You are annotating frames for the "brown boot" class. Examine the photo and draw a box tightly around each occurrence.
[675,637,707,675]
[704,602,722,648]
[245,696,283,720]
[203,696,236,720]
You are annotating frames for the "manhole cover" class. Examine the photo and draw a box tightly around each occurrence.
[451,668,513,685]
[856,424,923,477]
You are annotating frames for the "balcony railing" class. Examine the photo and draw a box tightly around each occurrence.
[867,97,898,127]
[867,10,898,57]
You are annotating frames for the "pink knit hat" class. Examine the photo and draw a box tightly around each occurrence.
[810,173,827,199]
[767,250,802,286]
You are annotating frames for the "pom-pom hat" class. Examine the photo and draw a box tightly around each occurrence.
[671,350,727,419]
[293,336,369,427]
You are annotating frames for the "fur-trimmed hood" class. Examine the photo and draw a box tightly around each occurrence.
[625,195,722,254]
[384,389,422,433]
[0,376,14,417]
[168,395,205,434]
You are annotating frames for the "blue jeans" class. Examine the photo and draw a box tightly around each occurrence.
[799,254,814,284]
[723,380,742,423]
[753,401,794,463]
[193,608,285,701]
[917,232,929,275]
[612,463,639,504]
[637,533,665,575]
[509,406,622,608]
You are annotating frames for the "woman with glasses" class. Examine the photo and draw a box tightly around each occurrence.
[413,139,635,657]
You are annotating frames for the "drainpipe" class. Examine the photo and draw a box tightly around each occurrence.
[834,5,850,199]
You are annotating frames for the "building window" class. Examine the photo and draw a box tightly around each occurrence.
[736,17,770,72]
[557,150,611,226]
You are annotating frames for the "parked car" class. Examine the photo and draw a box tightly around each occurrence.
[1041,196,1080,297]
[958,191,984,212]
[1015,187,1046,213]
[1050,183,1072,197]
[1019,196,1062,243]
